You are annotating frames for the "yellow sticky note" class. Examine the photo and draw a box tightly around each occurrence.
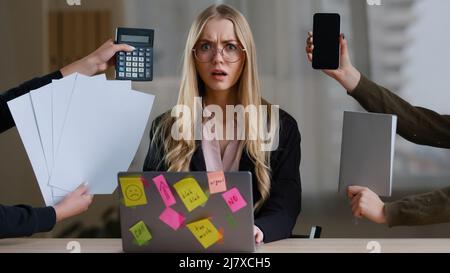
[120,177,148,207]
[173,177,208,212]
[186,218,219,249]
[129,220,152,246]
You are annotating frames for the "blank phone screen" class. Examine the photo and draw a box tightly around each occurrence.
[312,13,340,70]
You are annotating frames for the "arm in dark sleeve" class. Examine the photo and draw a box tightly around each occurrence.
[0,71,63,133]
[254,114,302,243]
[350,75,450,148]
[385,186,450,227]
[0,204,56,238]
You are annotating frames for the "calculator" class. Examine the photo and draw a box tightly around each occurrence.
[115,27,154,81]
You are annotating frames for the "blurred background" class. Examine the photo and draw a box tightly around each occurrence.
[1,0,450,238]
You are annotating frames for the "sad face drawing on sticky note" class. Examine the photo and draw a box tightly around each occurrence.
[120,177,148,207]
[126,184,143,201]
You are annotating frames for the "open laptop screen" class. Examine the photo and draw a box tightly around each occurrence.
[118,171,255,252]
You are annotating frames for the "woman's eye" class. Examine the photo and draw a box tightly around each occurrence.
[200,43,211,51]
[226,44,238,51]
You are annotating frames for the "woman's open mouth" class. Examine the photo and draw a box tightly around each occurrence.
[211,69,228,81]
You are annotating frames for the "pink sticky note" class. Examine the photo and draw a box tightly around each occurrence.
[207,171,227,194]
[140,177,150,188]
[153,174,176,207]
[159,207,185,230]
[222,187,247,213]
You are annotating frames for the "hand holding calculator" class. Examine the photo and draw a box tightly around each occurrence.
[115,27,154,81]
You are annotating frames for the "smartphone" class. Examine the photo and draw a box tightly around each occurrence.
[312,13,340,70]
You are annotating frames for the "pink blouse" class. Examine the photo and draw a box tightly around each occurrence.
[201,107,243,172]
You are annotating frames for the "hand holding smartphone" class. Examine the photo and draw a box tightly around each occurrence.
[312,13,341,70]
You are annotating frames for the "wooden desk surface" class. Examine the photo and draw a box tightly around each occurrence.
[1,238,449,253]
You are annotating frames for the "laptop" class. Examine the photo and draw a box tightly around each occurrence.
[338,111,397,197]
[118,171,255,252]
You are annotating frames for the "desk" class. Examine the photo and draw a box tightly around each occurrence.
[1,238,450,253]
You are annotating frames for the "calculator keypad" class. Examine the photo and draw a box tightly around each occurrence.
[117,47,152,81]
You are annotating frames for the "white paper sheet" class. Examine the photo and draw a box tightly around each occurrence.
[30,85,53,174]
[49,76,153,193]
[8,73,149,203]
[7,94,54,206]
[50,77,132,198]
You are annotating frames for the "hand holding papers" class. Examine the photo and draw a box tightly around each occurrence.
[8,73,154,205]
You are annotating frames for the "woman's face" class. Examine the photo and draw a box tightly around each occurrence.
[194,17,245,94]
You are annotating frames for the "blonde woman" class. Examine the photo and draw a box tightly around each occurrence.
[144,4,301,243]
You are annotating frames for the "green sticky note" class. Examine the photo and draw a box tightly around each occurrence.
[129,221,152,246]
[226,213,237,227]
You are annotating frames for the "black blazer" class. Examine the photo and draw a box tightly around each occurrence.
[0,71,62,238]
[143,108,302,243]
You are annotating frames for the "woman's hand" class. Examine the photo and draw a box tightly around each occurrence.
[60,39,135,77]
[254,225,264,244]
[53,183,93,222]
[347,186,387,224]
[306,32,361,93]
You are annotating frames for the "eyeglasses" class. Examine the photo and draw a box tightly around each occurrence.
[192,42,246,63]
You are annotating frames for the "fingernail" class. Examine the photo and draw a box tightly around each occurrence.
[129,46,136,51]
[83,182,89,187]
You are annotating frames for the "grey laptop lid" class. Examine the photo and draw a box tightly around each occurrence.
[118,171,255,252]
[338,111,397,197]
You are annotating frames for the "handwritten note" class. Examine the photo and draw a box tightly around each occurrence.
[159,207,185,230]
[186,218,219,249]
[222,187,247,213]
[152,174,176,207]
[173,177,208,212]
[129,220,152,246]
[120,177,148,207]
[207,171,227,194]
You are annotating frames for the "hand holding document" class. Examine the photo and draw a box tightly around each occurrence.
[7,73,154,205]
[338,111,397,197]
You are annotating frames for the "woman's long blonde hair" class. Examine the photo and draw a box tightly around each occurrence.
[153,4,271,210]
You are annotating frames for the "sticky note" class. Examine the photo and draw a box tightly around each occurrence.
[152,174,176,207]
[159,207,185,230]
[140,176,151,188]
[200,189,210,208]
[226,213,237,227]
[173,177,208,212]
[217,227,224,244]
[120,177,148,207]
[222,187,247,213]
[207,171,227,194]
[129,221,152,246]
[186,218,219,249]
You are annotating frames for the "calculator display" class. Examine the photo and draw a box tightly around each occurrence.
[120,35,149,44]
